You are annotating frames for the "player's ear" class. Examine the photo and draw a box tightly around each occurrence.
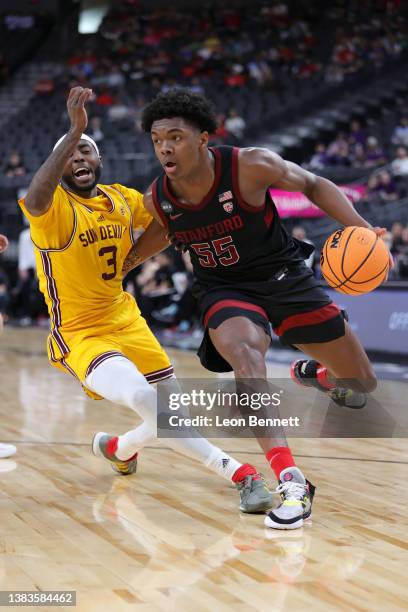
[99,156,103,169]
[199,131,209,148]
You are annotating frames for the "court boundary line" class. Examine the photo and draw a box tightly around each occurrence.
[5,441,408,464]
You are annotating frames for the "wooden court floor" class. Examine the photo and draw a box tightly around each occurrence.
[0,328,407,611]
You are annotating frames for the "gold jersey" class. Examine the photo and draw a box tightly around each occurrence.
[19,183,153,361]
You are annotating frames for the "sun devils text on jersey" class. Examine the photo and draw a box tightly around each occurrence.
[151,146,314,286]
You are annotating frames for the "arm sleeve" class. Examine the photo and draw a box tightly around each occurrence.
[18,185,75,250]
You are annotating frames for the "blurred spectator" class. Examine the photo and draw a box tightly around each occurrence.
[364,137,387,167]
[4,151,27,178]
[210,113,228,144]
[247,54,274,86]
[391,147,408,176]
[136,252,176,325]
[351,143,367,167]
[154,251,198,330]
[107,96,131,122]
[377,170,399,202]
[324,63,344,84]
[382,231,397,276]
[391,117,408,147]
[189,77,205,95]
[133,96,146,132]
[95,90,113,106]
[348,120,366,148]
[391,222,404,254]
[326,133,351,166]
[307,143,328,169]
[361,174,381,202]
[88,117,104,143]
[225,108,246,142]
[11,228,47,325]
[34,77,55,95]
[292,226,315,269]
[396,226,408,279]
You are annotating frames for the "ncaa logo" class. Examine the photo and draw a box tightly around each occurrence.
[161,200,173,214]
[223,202,234,213]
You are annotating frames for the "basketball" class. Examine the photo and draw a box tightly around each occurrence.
[320,226,389,294]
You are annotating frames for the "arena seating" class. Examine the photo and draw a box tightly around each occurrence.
[1,0,408,326]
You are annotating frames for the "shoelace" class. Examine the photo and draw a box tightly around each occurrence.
[276,481,306,501]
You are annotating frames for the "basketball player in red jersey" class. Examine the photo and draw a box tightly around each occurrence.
[123,89,391,529]
[0,234,17,458]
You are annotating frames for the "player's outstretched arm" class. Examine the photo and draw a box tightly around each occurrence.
[24,87,92,216]
[122,219,170,274]
[122,187,170,274]
[239,147,386,238]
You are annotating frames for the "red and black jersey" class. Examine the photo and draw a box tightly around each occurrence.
[152,145,313,285]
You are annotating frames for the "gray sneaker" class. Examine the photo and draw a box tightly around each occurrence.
[92,432,138,476]
[236,474,274,513]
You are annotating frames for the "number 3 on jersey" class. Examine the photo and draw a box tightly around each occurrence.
[190,236,239,268]
[99,246,117,280]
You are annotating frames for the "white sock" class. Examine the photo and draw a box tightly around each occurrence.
[204,447,242,481]
[116,422,156,460]
[85,358,243,480]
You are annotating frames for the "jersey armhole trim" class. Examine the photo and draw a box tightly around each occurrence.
[232,147,266,213]
[31,200,78,253]
[109,185,135,245]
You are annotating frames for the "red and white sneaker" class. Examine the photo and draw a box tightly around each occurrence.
[291,359,366,408]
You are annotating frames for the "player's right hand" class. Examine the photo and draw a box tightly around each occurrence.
[67,87,93,136]
[167,233,188,253]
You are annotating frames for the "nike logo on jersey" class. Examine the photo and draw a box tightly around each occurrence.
[170,213,183,220]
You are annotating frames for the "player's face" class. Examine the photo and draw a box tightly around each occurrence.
[62,140,102,194]
[151,118,208,179]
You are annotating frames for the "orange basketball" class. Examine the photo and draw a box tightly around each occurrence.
[320,226,389,295]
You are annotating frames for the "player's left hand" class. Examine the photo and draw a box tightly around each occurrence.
[0,234,9,254]
[371,226,386,238]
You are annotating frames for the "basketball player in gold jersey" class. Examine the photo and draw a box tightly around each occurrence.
[0,234,18,458]
[18,86,273,514]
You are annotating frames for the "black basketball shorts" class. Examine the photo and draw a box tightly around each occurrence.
[195,262,345,373]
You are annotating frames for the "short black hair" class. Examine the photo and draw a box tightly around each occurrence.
[142,89,218,134]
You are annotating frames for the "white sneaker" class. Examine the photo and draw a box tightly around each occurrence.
[0,443,17,458]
